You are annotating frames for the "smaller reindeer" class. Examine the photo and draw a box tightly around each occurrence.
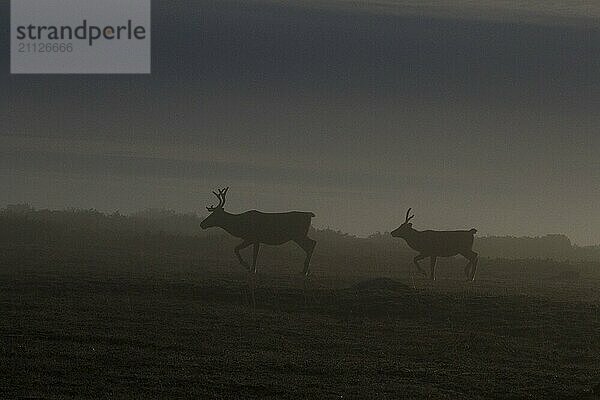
[391,208,478,281]
[200,187,317,275]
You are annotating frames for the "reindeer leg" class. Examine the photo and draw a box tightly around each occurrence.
[463,260,471,277]
[469,252,479,281]
[234,240,252,271]
[295,237,316,276]
[460,250,478,282]
[430,256,437,281]
[252,243,260,273]
[413,254,427,277]
[304,238,316,276]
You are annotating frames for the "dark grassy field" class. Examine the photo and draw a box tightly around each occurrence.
[1,256,599,399]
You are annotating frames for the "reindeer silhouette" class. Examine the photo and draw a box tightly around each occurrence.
[391,208,479,281]
[200,187,317,275]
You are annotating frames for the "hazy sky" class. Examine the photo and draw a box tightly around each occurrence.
[1,1,599,244]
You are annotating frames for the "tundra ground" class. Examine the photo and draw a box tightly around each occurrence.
[2,257,599,400]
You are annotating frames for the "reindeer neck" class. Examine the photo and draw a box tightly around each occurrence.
[402,227,423,249]
[217,211,247,238]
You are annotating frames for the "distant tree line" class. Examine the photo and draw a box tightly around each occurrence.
[1,205,599,266]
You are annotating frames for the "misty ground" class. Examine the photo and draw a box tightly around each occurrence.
[1,256,599,399]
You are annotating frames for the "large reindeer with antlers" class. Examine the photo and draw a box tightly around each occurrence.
[391,208,479,281]
[200,187,317,275]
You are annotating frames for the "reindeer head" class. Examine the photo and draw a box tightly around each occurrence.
[391,208,415,238]
[200,187,229,229]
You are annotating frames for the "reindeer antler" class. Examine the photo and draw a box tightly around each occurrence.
[207,187,229,212]
[405,208,415,223]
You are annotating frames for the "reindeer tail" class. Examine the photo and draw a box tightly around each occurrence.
[469,228,477,234]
